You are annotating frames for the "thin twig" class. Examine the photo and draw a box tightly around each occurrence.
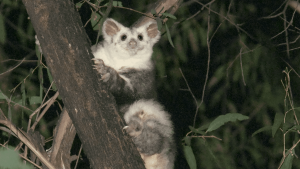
[86,2,155,20]
[74,144,83,169]
[31,92,60,130]
[190,135,222,141]
[19,154,42,169]
[179,69,198,110]
[210,0,233,43]
[239,48,246,86]
[0,58,25,76]
[283,2,290,58]
[27,92,57,132]
[270,4,296,40]
[1,59,37,63]
[277,138,300,169]
[282,59,300,78]
[194,0,255,40]
[193,3,211,127]
[261,0,289,19]
[10,66,39,93]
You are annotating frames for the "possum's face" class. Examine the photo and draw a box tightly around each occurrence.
[102,19,160,57]
[123,110,144,137]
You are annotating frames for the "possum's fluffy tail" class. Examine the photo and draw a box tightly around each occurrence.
[123,99,176,169]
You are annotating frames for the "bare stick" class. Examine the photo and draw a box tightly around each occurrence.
[31,92,59,130]
[239,48,246,86]
[0,58,24,77]
[193,3,211,127]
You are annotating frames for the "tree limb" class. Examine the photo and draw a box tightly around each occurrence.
[22,0,144,168]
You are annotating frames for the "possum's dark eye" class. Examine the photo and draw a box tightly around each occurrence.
[138,34,143,41]
[121,35,127,41]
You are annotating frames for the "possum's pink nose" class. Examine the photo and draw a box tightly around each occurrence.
[129,39,137,48]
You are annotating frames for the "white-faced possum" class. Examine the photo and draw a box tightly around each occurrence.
[92,18,160,106]
[123,99,175,169]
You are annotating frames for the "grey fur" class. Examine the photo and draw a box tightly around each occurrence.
[92,18,160,108]
[123,99,176,169]
[93,59,156,106]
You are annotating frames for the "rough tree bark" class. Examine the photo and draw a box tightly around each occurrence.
[21,0,181,168]
[22,0,144,168]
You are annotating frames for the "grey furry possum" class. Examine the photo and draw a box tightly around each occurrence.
[92,18,160,107]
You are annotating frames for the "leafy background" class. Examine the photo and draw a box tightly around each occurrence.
[1,0,300,168]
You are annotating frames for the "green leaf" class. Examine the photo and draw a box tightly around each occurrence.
[47,68,57,91]
[156,19,162,30]
[280,149,294,169]
[272,113,284,137]
[203,141,222,168]
[35,44,41,58]
[76,2,83,9]
[183,146,197,169]
[206,113,249,133]
[158,6,164,15]
[0,147,33,169]
[38,64,43,85]
[162,12,177,19]
[112,1,123,7]
[189,125,208,135]
[91,12,102,31]
[118,1,123,7]
[282,122,294,133]
[28,68,34,81]
[292,125,300,131]
[183,136,192,146]
[15,99,23,105]
[112,1,118,6]
[0,90,8,100]
[0,13,6,44]
[8,103,11,121]
[198,123,210,131]
[151,9,156,15]
[29,96,42,105]
[165,24,174,48]
[252,126,272,137]
[39,83,43,103]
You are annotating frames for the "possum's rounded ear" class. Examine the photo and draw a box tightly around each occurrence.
[145,21,160,44]
[102,18,123,42]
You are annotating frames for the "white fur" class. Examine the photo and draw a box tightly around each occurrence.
[119,75,134,91]
[124,99,173,137]
[92,18,160,71]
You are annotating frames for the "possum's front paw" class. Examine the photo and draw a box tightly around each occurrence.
[123,121,142,137]
[92,58,111,82]
[123,126,138,137]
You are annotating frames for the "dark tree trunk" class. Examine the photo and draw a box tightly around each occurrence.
[22,0,145,168]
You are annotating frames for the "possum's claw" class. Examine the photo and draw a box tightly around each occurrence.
[122,126,129,135]
[93,58,111,82]
[92,58,104,64]
[101,73,111,82]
